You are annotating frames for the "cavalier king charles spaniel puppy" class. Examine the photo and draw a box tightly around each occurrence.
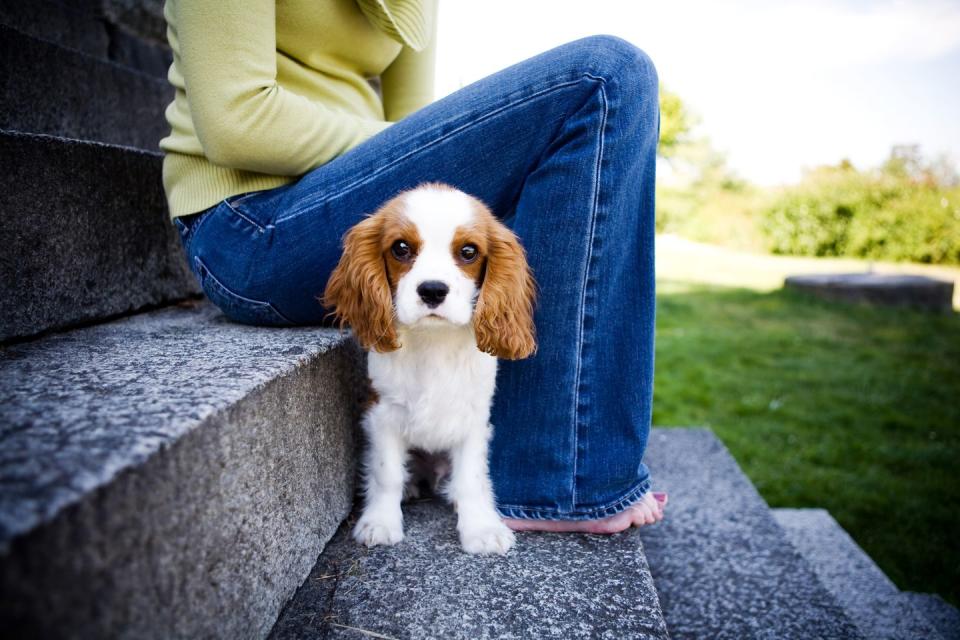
[322,183,536,555]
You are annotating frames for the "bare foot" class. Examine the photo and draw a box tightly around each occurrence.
[503,492,667,534]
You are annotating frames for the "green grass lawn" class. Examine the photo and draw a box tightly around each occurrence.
[653,280,960,606]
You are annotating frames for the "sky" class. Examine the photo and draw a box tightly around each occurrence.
[433,0,960,186]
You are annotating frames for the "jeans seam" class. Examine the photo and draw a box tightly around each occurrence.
[570,75,608,508]
[274,74,599,225]
[224,197,267,233]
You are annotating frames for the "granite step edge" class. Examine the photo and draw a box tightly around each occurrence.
[773,508,950,640]
[901,592,960,640]
[1,300,367,639]
[0,23,171,150]
[0,130,193,343]
[0,300,358,548]
[270,498,670,640]
[640,427,863,639]
[0,0,172,77]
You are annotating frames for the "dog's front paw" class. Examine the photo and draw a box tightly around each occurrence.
[460,522,515,555]
[353,513,404,547]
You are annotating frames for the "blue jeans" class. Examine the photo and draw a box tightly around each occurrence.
[173,35,659,521]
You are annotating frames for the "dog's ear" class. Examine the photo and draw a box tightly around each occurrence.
[322,214,400,352]
[473,211,537,360]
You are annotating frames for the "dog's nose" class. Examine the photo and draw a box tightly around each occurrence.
[417,280,449,308]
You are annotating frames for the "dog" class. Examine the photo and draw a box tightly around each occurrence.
[322,183,536,555]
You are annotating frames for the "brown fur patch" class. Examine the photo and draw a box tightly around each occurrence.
[322,196,408,352]
[379,200,421,292]
[451,225,488,285]
[469,199,538,360]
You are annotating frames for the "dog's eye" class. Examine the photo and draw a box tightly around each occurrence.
[391,240,413,261]
[459,244,479,263]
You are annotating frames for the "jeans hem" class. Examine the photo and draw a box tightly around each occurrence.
[495,475,652,521]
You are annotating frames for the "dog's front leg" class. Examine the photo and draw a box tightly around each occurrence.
[447,425,515,555]
[353,403,408,547]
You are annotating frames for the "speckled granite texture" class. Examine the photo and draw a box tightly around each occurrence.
[269,499,669,640]
[0,131,200,342]
[0,0,172,78]
[775,508,950,640]
[639,428,862,639]
[0,25,171,149]
[784,273,954,313]
[0,300,366,639]
[902,593,960,640]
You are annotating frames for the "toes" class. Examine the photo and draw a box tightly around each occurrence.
[460,524,516,555]
[590,512,632,534]
[353,518,404,547]
[637,504,656,526]
[628,498,659,526]
[643,492,667,522]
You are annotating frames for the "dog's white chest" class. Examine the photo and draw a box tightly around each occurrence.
[367,327,497,450]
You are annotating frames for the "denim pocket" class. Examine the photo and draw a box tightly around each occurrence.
[221,188,287,231]
[193,256,294,327]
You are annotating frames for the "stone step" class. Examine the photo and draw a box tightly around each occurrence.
[0,131,197,343]
[901,593,960,640]
[0,24,171,149]
[774,508,955,640]
[0,0,172,78]
[0,300,365,639]
[269,499,669,640]
[784,273,954,313]
[638,428,862,639]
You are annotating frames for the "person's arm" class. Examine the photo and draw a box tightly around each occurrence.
[380,0,437,122]
[173,0,390,176]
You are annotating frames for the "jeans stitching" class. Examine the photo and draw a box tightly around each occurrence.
[274,76,595,225]
[496,475,651,520]
[570,75,608,508]
[223,197,266,233]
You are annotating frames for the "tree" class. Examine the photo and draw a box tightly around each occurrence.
[658,85,694,159]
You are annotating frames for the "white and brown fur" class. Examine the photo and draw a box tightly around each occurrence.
[322,183,536,554]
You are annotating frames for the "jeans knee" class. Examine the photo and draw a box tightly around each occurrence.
[555,35,659,129]
[574,35,659,95]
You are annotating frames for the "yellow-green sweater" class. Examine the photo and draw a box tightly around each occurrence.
[160,0,437,218]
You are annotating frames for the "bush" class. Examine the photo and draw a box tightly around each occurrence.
[762,165,960,265]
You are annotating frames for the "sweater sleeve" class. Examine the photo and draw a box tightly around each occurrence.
[173,0,391,176]
[380,0,437,122]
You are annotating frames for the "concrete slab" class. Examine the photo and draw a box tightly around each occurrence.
[784,273,954,313]
[0,300,365,639]
[270,499,669,640]
[774,508,943,640]
[0,25,171,149]
[902,593,960,640]
[0,131,198,342]
[639,428,861,639]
